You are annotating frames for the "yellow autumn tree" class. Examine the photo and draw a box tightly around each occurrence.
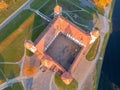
[0,1,8,11]
[24,66,36,77]
[0,80,5,84]
[93,0,112,8]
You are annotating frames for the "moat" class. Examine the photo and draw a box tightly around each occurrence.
[98,0,120,89]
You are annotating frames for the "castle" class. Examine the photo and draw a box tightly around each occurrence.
[24,5,99,85]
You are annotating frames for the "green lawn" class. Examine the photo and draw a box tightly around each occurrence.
[0,69,6,83]
[69,0,97,14]
[31,0,96,31]
[0,10,32,43]
[0,9,48,62]
[0,8,49,89]
[0,64,20,79]
[55,75,78,90]
[86,37,100,61]
[0,0,27,24]
[0,30,27,62]
[30,0,49,9]
[0,10,33,62]
[3,82,24,90]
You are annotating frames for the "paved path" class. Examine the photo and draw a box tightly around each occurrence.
[77,2,112,90]
[0,62,18,64]
[0,76,30,90]
[32,70,53,90]
[0,0,34,30]
[29,8,52,22]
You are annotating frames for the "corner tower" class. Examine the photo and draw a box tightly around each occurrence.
[54,5,62,16]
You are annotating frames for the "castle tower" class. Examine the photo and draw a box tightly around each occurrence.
[61,72,73,85]
[54,5,62,16]
[24,40,37,53]
[90,30,100,44]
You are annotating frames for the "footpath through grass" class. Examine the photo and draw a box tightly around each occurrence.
[0,0,27,24]
[86,37,100,61]
[3,82,24,90]
[0,64,20,80]
[55,75,78,90]
[0,9,48,62]
[0,9,48,89]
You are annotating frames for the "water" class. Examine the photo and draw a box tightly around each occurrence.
[98,0,120,89]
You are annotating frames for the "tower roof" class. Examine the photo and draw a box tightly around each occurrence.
[91,30,100,38]
[54,5,62,14]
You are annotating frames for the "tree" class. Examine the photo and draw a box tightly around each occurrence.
[93,0,112,8]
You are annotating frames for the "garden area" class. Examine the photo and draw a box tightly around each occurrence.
[86,37,100,61]
[30,0,98,31]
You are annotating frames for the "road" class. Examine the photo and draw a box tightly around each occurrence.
[0,0,34,30]
[77,3,111,90]
[0,62,18,64]
[31,70,53,90]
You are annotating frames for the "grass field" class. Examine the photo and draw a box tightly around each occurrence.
[0,69,6,83]
[0,10,32,43]
[55,75,78,90]
[30,0,48,9]
[0,10,33,62]
[0,0,27,24]
[3,82,24,90]
[69,0,97,14]
[86,37,100,61]
[40,0,94,31]
[0,9,48,62]
[31,0,97,31]
[0,8,48,89]
[0,64,20,80]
